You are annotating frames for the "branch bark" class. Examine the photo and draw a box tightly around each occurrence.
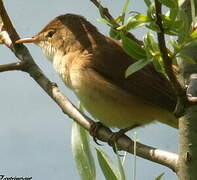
[177,1,197,179]
[0,61,27,72]
[0,0,178,172]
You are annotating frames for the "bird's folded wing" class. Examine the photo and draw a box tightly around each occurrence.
[91,37,177,112]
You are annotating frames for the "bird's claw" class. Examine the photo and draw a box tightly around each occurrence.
[89,122,104,146]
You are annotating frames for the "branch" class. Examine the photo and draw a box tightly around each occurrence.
[0,0,19,42]
[0,0,178,172]
[89,0,143,45]
[154,0,185,97]
[0,61,27,72]
[94,125,178,172]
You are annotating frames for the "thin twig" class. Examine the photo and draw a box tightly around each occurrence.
[90,0,117,24]
[0,61,27,72]
[89,0,143,45]
[154,0,185,97]
[0,0,178,171]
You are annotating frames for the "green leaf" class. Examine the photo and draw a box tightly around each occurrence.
[118,20,145,31]
[178,54,196,64]
[146,22,161,32]
[154,172,165,180]
[169,8,178,21]
[122,35,147,60]
[122,0,130,16]
[109,28,121,40]
[159,0,178,8]
[135,14,151,22]
[169,40,179,51]
[95,147,120,180]
[163,18,183,35]
[118,14,150,32]
[147,3,155,19]
[144,0,152,7]
[190,0,196,27]
[115,15,125,24]
[98,18,114,27]
[71,122,96,180]
[177,10,190,42]
[115,146,126,180]
[191,29,197,39]
[144,32,159,52]
[152,56,166,74]
[125,59,150,77]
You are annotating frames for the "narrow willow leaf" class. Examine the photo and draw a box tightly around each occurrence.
[125,59,150,77]
[115,15,124,24]
[118,20,145,31]
[71,122,96,180]
[152,56,166,75]
[163,18,183,31]
[109,28,121,40]
[159,0,178,8]
[169,8,178,21]
[178,10,190,43]
[191,29,197,39]
[95,147,120,180]
[144,0,152,7]
[135,14,151,22]
[122,35,147,60]
[122,0,130,16]
[178,54,196,64]
[169,40,180,52]
[118,14,150,32]
[144,32,159,52]
[98,18,113,27]
[147,3,155,19]
[154,172,165,180]
[146,22,161,32]
[190,0,196,27]
[115,145,126,180]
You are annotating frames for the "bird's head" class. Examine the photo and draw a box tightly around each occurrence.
[16,14,99,61]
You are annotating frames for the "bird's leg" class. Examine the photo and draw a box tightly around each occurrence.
[90,122,139,152]
[89,122,106,145]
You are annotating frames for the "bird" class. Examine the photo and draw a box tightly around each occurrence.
[16,13,178,130]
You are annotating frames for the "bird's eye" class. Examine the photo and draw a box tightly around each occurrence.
[45,30,56,38]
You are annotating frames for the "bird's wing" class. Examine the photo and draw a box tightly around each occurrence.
[90,37,177,112]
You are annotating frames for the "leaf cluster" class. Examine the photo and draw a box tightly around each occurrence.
[99,0,197,78]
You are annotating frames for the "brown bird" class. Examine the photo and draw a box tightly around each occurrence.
[16,14,178,129]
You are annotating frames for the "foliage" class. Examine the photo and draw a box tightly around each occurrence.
[99,0,197,78]
[71,121,96,180]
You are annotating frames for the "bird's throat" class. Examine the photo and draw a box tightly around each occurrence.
[38,41,60,61]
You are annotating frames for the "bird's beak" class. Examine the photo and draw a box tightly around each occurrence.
[15,37,38,44]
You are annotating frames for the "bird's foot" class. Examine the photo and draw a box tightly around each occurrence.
[108,124,139,153]
[89,122,106,146]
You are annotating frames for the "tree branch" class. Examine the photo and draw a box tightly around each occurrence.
[177,1,197,179]
[0,0,178,172]
[0,61,27,72]
[154,0,185,98]
[0,0,19,42]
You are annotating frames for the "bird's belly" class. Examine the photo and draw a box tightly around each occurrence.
[68,70,176,129]
[77,90,154,128]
